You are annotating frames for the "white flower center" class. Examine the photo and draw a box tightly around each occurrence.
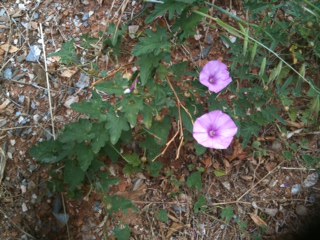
[209,130,216,137]
[208,76,215,83]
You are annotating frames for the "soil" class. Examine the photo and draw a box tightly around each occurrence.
[0,1,319,240]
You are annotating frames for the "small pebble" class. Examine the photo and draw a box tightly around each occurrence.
[22,202,28,212]
[26,45,41,62]
[295,205,308,216]
[303,172,319,188]
[291,184,302,195]
[4,68,13,80]
[20,185,27,194]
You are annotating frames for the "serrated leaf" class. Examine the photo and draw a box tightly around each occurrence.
[145,0,189,23]
[114,225,131,240]
[75,143,94,172]
[157,210,169,223]
[91,123,109,154]
[81,34,99,49]
[123,153,141,167]
[30,140,66,163]
[173,7,208,40]
[71,92,109,121]
[105,196,136,214]
[137,53,163,85]
[221,207,234,223]
[240,121,260,148]
[133,28,170,56]
[48,40,79,65]
[106,112,130,144]
[64,162,85,189]
[187,171,202,190]
[147,161,163,177]
[59,119,94,143]
[194,195,207,213]
[122,96,144,127]
[95,73,129,96]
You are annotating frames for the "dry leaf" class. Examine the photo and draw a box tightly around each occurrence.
[202,157,212,169]
[0,43,19,53]
[249,213,268,228]
[61,68,77,78]
[227,140,247,161]
[0,99,11,111]
[166,222,184,238]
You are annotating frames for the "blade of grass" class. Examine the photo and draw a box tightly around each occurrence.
[193,10,320,95]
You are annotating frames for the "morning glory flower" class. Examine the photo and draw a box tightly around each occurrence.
[199,60,232,93]
[193,110,238,149]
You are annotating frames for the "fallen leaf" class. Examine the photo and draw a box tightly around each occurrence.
[226,140,247,161]
[202,157,212,169]
[61,68,77,78]
[0,43,19,53]
[249,213,268,228]
[166,222,184,238]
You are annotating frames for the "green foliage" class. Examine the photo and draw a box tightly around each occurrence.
[194,195,207,213]
[105,196,136,214]
[221,206,234,224]
[133,28,170,56]
[48,40,79,65]
[114,225,131,240]
[156,209,169,223]
[187,171,202,190]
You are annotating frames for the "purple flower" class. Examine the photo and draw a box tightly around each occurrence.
[199,60,232,93]
[193,110,238,149]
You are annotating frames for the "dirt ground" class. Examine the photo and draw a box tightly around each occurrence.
[0,1,320,240]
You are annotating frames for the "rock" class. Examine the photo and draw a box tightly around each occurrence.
[291,184,302,195]
[22,202,28,212]
[81,0,89,5]
[295,205,308,216]
[264,208,278,217]
[128,25,139,39]
[76,73,90,89]
[64,95,79,108]
[303,172,319,188]
[221,181,231,191]
[271,141,282,151]
[4,68,13,79]
[26,45,41,62]
[53,212,69,225]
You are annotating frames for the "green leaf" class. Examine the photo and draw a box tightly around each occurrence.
[75,143,94,172]
[81,34,99,49]
[147,161,163,177]
[145,0,189,23]
[123,153,141,167]
[96,172,119,192]
[30,140,66,163]
[95,73,129,96]
[148,117,171,146]
[133,28,170,57]
[90,122,109,154]
[213,170,227,177]
[137,53,164,85]
[173,7,208,40]
[106,111,130,145]
[48,40,79,65]
[157,210,169,223]
[194,195,207,213]
[64,162,85,190]
[122,96,144,127]
[105,196,136,214]
[142,105,154,129]
[71,91,109,121]
[114,225,131,240]
[221,206,234,223]
[239,121,260,147]
[187,171,202,190]
[195,143,207,156]
[59,119,94,143]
